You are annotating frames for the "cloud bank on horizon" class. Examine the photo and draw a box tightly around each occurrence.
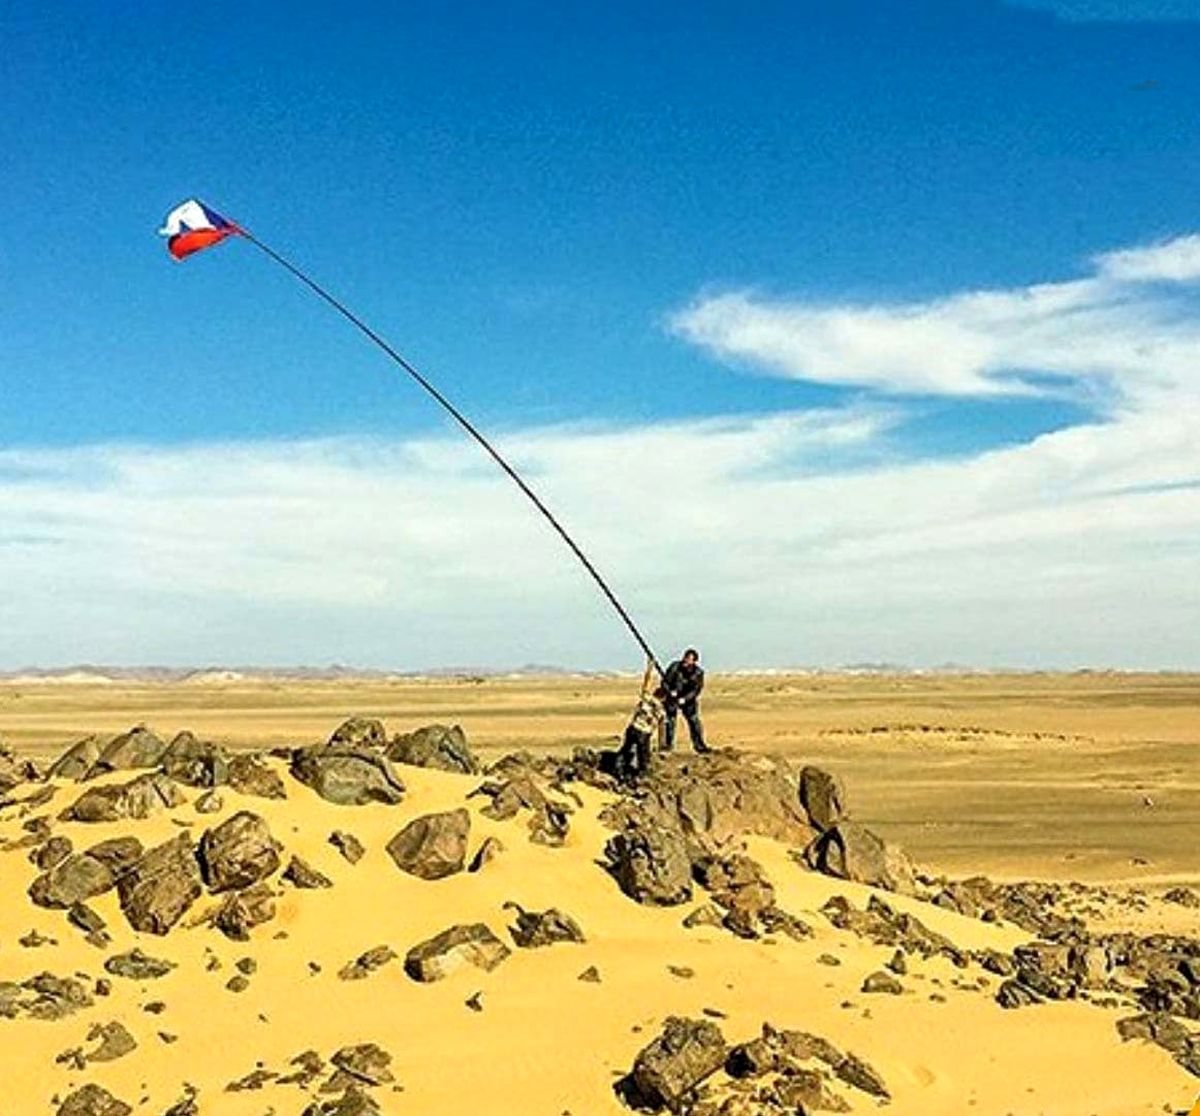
[3,232,1199,671]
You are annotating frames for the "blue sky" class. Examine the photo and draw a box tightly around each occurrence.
[2,1,1199,669]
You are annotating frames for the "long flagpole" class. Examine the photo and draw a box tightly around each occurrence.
[236,227,663,675]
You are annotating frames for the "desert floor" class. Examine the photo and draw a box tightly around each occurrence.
[2,670,1197,884]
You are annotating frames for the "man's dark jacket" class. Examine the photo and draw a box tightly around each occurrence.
[661,660,704,709]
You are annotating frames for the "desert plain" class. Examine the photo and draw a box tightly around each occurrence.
[0,669,1197,1115]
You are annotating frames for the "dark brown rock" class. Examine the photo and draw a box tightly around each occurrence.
[330,1042,393,1085]
[620,1016,727,1113]
[63,772,185,823]
[213,882,277,940]
[226,754,287,799]
[160,731,230,788]
[290,742,404,806]
[605,814,693,907]
[56,1084,133,1116]
[330,830,365,863]
[46,736,102,782]
[805,820,916,895]
[197,810,281,892]
[282,854,333,888]
[404,923,511,981]
[386,808,469,880]
[89,725,169,777]
[31,835,74,870]
[105,948,175,979]
[505,901,586,947]
[799,766,847,832]
[117,833,203,934]
[388,723,480,775]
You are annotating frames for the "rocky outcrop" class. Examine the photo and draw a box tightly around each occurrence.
[404,923,511,981]
[388,723,480,775]
[116,833,202,934]
[197,811,282,892]
[63,772,185,823]
[386,808,469,880]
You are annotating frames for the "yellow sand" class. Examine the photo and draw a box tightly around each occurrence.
[1,756,1196,1115]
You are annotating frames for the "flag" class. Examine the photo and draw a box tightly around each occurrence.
[159,199,239,260]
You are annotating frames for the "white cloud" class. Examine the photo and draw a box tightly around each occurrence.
[4,233,1200,671]
[1006,0,1200,22]
[670,235,1200,402]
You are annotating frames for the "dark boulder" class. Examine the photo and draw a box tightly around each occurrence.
[197,810,282,892]
[798,765,847,832]
[29,837,144,909]
[46,736,102,782]
[63,773,185,823]
[56,1084,132,1116]
[329,717,388,751]
[618,1016,727,1113]
[805,820,916,895]
[117,832,202,934]
[227,754,287,799]
[605,813,693,906]
[282,855,333,889]
[89,725,169,778]
[385,808,469,880]
[213,882,277,940]
[160,731,230,788]
[388,723,480,775]
[291,743,405,807]
[504,902,586,947]
[404,923,511,981]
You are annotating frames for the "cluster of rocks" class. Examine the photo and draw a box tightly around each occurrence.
[617,1017,888,1114]
[986,924,1200,1077]
[0,970,93,1021]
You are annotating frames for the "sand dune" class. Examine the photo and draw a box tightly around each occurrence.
[1,712,1197,1115]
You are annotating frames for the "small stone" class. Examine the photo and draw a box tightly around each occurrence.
[329,831,365,864]
[578,966,601,983]
[105,949,175,980]
[225,975,250,993]
[862,970,904,995]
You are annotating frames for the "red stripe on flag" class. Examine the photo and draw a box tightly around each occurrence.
[169,227,235,260]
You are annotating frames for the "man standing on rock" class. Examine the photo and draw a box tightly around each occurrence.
[660,648,709,753]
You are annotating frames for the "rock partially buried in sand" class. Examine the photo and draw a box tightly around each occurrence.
[87,725,169,779]
[330,830,366,863]
[63,773,185,823]
[330,1041,394,1085]
[226,754,287,800]
[46,736,103,782]
[618,1016,727,1113]
[56,1083,133,1116]
[291,738,405,807]
[605,815,693,907]
[83,1019,137,1063]
[805,820,916,895]
[282,854,333,889]
[504,901,586,947]
[105,948,175,980]
[302,1086,382,1116]
[160,731,230,788]
[29,841,139,910]
[214,881,278,940]
[388,723,480,775]
[197,810,282,892]
[386,808,469,880]
[404,923,511,982]
[117,832,203,935]
[467,835,503,873]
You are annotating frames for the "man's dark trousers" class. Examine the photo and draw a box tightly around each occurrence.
[663,702,705,751]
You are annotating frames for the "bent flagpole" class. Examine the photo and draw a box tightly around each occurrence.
[158,199,662,674]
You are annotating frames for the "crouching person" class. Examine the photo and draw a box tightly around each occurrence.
[615,661,665,785]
